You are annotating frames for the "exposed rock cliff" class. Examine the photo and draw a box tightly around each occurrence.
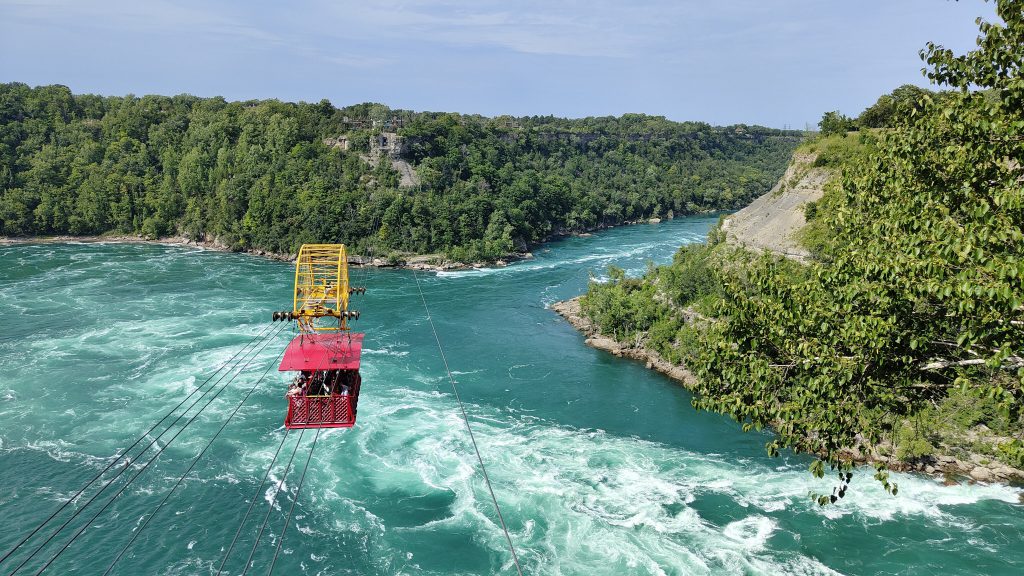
[721,152,830,260]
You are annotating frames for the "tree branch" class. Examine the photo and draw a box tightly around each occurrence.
[920,356,1024,371]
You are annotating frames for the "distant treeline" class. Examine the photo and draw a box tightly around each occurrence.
[0,83,800,259]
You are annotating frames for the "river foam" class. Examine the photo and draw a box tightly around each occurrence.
[3,224,1023,575]
[242,379,1022,575]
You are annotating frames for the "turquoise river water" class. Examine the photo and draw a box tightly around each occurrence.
[1,216,1022,575]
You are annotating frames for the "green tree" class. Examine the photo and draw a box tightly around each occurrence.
[0,82,798,257]
[857,84,933,128]
[817,110,855,136]
[692,0,1024,498]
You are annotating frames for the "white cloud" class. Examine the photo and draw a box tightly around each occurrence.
[0,0,400,69]
[0,0,823,65]
[292,0,827,59]
[1,0,284,44]
[0,0,997,125]
[305,0,666,57]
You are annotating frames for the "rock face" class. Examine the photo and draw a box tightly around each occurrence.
[391,158,421,188]
[970,467,995,482]
[721,152,830,261]
[842,445,1024,484]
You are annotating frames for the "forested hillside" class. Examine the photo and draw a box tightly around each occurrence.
[580,0,1024,496]
[0,86,799,259]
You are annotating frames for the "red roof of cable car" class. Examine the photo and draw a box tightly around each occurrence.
[278,333,364,371]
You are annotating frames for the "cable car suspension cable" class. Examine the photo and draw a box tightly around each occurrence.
[266,427,321,576]
[18,323,288,576]
[411,271,524,576]
[239,428,306,576]
[0,323,278,568]
[101,345,289,576]
[215,428,291,576]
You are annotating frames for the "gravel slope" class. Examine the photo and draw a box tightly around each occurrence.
[721,152,830,260]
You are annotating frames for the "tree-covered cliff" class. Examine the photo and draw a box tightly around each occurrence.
[0,88,799,259]
[580,0,1024,496]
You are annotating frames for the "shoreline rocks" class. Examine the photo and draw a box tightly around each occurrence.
[1,211,703,272]
[550,296,1024,486]
[550,297,696,386]
[0,234,534,273]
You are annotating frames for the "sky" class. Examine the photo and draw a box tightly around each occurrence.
[0,0,1000,128]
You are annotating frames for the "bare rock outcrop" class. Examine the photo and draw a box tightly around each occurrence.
[721,152,830,261]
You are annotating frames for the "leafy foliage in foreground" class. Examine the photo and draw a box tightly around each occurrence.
[584,0,1024,497]
[0,87,798,259]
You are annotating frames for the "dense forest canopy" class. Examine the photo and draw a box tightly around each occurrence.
[582,0,1024,498]
[0,86,799,259]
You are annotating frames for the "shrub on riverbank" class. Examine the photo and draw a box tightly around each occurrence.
[582,1,1024,494]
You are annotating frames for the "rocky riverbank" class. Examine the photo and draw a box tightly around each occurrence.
[550,297,695,385]
[0,209,695,273]
[0,234,533,272]
[552,295,1024,487]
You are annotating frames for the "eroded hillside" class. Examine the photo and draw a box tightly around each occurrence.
[721,152,830,260]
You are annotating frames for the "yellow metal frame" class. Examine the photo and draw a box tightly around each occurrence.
[292,244,350,332]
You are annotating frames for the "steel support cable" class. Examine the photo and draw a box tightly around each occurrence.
[359,209,383,287]
[101,344,290,576]
[215,429,291,576]
[4,322,281,575]
[265,427,320,576]
[18,323,288,573]
[22,323,287,576]
[411,271,524,576]
[0,322,278,568]
[239,428,306,576]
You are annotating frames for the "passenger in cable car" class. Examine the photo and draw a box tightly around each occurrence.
[294,372,309,392]
[316,371,331,395]
[334,371,351,396]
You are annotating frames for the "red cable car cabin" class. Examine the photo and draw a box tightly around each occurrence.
[279,333,364,429]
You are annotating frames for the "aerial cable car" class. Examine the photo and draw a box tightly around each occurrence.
[271,244,367,428]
